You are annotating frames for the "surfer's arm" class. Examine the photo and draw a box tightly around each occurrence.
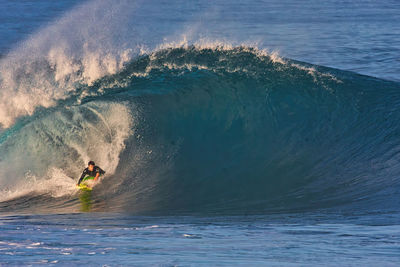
[94,166,106,181]
[77,170,87,185]
[98,167,105,175]
[94,167,105,181]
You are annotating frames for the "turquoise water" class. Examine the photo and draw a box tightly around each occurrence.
[1,0,400,265]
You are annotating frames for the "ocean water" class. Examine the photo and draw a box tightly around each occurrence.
[1,0,400,265]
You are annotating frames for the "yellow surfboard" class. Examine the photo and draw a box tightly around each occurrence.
[77,184,92,191]
[77,176,95,191]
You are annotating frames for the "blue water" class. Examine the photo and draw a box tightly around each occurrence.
[1,213,400,266]
[1,0,400,265]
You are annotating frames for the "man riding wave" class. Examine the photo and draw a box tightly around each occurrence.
[77,161,105,186]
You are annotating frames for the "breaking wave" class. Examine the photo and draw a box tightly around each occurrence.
[1,46,400,214]
[1,0,400,215]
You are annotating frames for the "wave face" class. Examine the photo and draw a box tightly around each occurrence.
[1,46,400,214]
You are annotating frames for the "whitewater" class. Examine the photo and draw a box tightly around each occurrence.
[1,0,400,265]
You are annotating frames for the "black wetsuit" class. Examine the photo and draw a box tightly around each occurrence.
[78,166,105,185]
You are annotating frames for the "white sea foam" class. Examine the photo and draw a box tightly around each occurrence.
[0,0,139,128]
[0,102,133,202]
[0,0,290,129]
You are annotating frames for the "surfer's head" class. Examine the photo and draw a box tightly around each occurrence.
[88,161,95,171]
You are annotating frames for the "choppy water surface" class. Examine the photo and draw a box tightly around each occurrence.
[1,213,400,266]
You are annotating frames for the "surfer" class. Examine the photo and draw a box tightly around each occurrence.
[77,161,106,186]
